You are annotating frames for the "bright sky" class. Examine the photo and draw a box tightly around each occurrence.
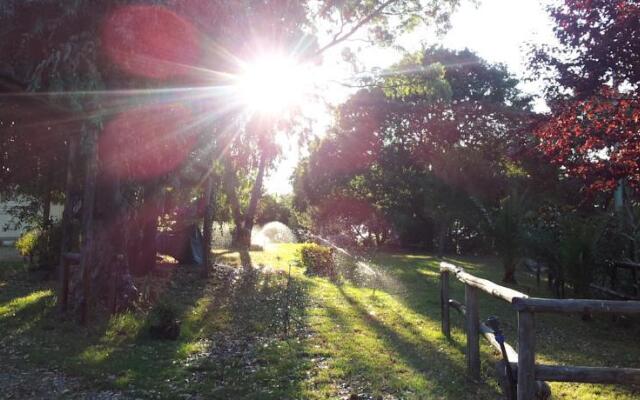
[264,0,557,195]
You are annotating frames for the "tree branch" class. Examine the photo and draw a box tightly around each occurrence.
[315,0,401,56]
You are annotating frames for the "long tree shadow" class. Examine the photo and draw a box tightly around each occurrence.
[325,283,501,399]
[0,260,214,393]
[372,252,640,398]
[1,254,317,399]
[183,262,312,399]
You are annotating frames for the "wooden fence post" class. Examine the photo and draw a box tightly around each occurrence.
[465,284,480,379]
[517,310,536,400]
[441,270,450,338]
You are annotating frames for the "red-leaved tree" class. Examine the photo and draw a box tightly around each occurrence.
[531,0,640,192]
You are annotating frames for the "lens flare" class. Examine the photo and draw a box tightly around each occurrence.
[236,55,309,114]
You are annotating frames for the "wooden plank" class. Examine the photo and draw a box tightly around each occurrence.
[441,270,451,338]
[513,297,640,315]
[465,284,480,379]
[458,271,527,303]
[508,363,640,385]
[440,261,463,274]
[440,262,527,303]
[517,311,536,400]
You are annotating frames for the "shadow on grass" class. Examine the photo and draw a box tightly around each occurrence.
[326,284,500,399]
[0,259,313,399]
[371,252,640,399]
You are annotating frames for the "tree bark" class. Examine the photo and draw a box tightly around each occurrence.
[42,184,52,228]
[224,151,268,252]
[437,222,447,258]
[502,256,517,284]
[132,182,161,276]
[79,128,98,325]
[201,173,214,278]
[58,138,78,313]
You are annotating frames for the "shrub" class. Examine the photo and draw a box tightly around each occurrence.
[15,229,39,258]
[299,243,336,277]
[148,301,181,340]
[15,223,62,269]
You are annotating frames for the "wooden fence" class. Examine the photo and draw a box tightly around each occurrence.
[440,262,640,400]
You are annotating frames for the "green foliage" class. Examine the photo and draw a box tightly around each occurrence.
[256,194,294,226]
[15,229,39,258]
[15,223,62,268]
[298,243,336,277]
[526,209,627,297]
[558,216,602,297]
[147,300,180,340]
[294,47,536,254]
[483,192,528,282]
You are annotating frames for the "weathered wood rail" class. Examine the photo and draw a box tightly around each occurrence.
[440,261,640,400]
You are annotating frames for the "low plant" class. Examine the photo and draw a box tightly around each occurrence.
[298,243,336,277]
[15,223,62,269]
[15,229,39,258]
[148,300,181,340]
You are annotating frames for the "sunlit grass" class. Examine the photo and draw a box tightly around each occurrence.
[0,289,53,319]
[1,247,639,399]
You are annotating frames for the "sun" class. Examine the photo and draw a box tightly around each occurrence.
[236,55,309,114]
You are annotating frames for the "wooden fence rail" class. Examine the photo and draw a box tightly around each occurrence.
[439,261,640,400]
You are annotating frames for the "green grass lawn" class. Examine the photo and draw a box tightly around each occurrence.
[1,244,639,399]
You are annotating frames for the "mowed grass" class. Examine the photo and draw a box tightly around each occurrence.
[1,244,639,399]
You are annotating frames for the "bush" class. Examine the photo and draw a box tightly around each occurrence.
[299,243,336,277]
[148,301,181,340]
[15,223,62,269]
[15,229,39,258]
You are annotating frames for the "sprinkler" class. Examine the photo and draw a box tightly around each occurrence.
[485,316,516,400]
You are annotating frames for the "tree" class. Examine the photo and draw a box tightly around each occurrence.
[1,0,463,320]
[295,48,535,260]
[530,0,640,193]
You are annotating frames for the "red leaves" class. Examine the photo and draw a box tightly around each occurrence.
[536,87,640,192]
[98,103,198,181]
[102,5,202,80]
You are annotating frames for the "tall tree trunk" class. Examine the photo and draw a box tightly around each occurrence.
[42,184,51,228]
[58,138,78,313]
[243,152,267,233]
[79,128,98,325]
[502,256,517,284]
[132,182,162,276]
[437,221,447,258]
[201,174,214,278]
[224,161,249,250]
[223,152,268,254]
